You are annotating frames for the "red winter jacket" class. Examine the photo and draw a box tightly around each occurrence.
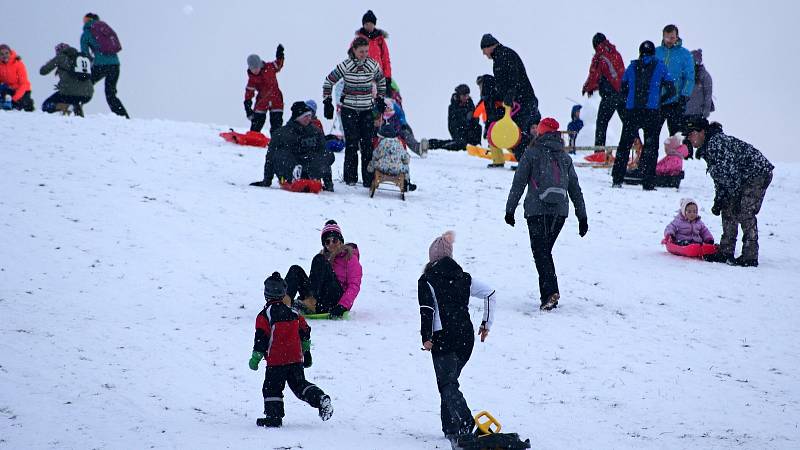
[253,300,311,367]
[583,41,625,96]
[0,48,32,102]
[245,58,285,112]
[355,28,392,79]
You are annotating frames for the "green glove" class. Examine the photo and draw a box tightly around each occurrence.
[249,351,264,371]
[301,339,311,352]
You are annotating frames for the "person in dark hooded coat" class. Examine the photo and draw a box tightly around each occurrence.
[427,84,482,151]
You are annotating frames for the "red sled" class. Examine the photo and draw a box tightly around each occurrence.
[584,152,607,163]
[662,237,717,258]
[220,129,270,147]
[280,179,323,194]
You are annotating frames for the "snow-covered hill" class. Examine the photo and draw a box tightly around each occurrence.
[1,112,799,449]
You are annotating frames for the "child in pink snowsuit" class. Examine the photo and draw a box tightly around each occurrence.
[655,134,689,176]
[664,198,715,245]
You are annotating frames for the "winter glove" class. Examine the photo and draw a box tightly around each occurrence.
[323,97,334,120]
[276,44,285,60]
[329,304,348,318]
[504,212,515,227]
[374,97,386,116]
[302,351,313,368]
[578,218,589,237]
[244,100,254,121]
[248,351,264,371]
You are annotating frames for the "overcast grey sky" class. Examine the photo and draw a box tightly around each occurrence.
[5,0,798,161]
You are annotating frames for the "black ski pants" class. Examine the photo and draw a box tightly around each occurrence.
[660,102,685,137]
[432,344,474,436]
[595,92,625,146]
[262,363,325,419]
[251,111,283,133]
[88,64,129,118]
[611,109,663,188]
[527,215,566,305]
[340,107,375,185]
[286,254,343,313]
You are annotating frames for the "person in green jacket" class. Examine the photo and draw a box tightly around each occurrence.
[80,12,129,118]
[40,43,94,117]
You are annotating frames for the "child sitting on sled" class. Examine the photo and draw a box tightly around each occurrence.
[655,134,689,176]
[369,121,417,191]
[663,198,714,246]
[249,272,333,427]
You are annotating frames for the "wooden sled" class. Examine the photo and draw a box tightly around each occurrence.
[369,170,406,200]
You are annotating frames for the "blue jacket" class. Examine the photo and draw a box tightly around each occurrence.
[621,56,675,110]
[567,105,583,134]
[81,20,120,66]
[655,39,694,105]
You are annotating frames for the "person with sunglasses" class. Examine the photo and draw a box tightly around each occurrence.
[284,220,363,318]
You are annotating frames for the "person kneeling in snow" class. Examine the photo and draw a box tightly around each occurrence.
[663,198,714,246]
[426,84,483,151]
[251,101,334,191]
[249,272,333,427]
[368,123,417,191]
[418,231,497,446]
[40,43,94,117]
[284,220,362,318]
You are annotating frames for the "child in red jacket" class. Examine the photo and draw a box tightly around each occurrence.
[244,45,285,134]
[249,272,333,427]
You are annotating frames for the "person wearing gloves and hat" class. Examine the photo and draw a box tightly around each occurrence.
[505,118,588,311]
[355,10,393,97]
[426,84,482,151]
[284,220,363,318]
[40,43,94,117]
[244,44,285,134]
[582,32,626,147]
[0,44,35,111]
[418,231,497,447]
[251,101,334,191]
[249,272,333,428]
[611,40,676,190]
[685,117,774,267]
[480,33,541,162]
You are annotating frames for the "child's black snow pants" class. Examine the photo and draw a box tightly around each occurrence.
[262,363,325,419]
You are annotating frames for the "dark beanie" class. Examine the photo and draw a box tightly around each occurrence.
[639,40,656,57]
[684,116,709,133]
[290,101,312,121]
[480,33,499,49]
[378,124,398,138]
[592,32,607,49]
[263,272,287,300]
[455,84,470,95]
[362,10,377,25]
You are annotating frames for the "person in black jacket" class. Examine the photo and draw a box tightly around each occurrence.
[418,231,497,446]
[250,101,334,191]
[427,84,482,151]
[480,34,541,161]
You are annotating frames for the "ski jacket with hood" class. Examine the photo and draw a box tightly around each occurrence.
[245,58,285,113]
[655,38,694,105]
[80,19,120,66]
[685,64,713,118]
[355,27,392,79]
[0,48,32,101]
[253,299,311,367]
[39,46,94,98]
[583,40,625,97]
[448,94,480,140]
[621,56,675,110]
[329,244,362,310]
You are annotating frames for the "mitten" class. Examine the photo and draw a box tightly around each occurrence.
[329,303,348,318]
[711,200,722,216]
[303,351,313,368]
[276,44,285,60]
[248,351,264,371]
[504,212,515,227]
[323,97,334,120]
[244,100,254,120]
[578,218,589,237]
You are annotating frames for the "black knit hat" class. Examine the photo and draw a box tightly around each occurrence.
[684,116,709,133]
[263,272,287,300]
[480,33,499,49]
[362,10,377,25]
[639,40,656,57]
[290,101,313,121]
[455,84,470,95]
[592,32,607,49]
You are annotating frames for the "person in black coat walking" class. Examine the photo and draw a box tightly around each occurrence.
[418,231,497,446]
[427,84,482,151]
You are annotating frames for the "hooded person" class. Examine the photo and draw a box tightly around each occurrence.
[663,198,714,245]
[244,45,286,133]
[505,117,588,311]
[355,10,393,95]
[582,32,626,147]
[655,24,695,136]
[427,84,482,151]
[80,13,129,118]
[417,231,497,445]
[684,49,714,119]
[566,104,584,150]
[0,44,34,111]
[39,43,94,116]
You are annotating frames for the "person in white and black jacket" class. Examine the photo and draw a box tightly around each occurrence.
[417,231,496,445]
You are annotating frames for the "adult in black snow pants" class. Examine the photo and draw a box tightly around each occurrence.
[505,118,588,311]
[418,231,497,446]
[427,84,482,151]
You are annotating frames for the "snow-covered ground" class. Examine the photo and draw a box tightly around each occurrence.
[1,112,799,449]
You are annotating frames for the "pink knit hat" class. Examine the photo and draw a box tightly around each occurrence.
[664,134,683,156]
[321,220,344,245]
[429,231,455,262]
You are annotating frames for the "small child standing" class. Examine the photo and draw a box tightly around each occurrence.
[249,272,333,427]
[664,198,714,245]
[566,104,584,152]
[655,134,689,176]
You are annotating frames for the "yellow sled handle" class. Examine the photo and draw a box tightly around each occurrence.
[474,410,502,435]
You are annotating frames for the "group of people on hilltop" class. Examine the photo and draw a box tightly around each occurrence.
[0,13,128,118]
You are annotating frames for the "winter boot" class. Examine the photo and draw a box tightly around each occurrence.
[318,395,333,421]
[487,163,504,168]
[427,138,442,150]
[419,139,430,158]
[256,417,282,427]
[703,252,732,264]
[729,256,758,267]
[541,293,560,311]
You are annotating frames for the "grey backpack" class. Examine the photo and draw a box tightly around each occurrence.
[529,152,569,204]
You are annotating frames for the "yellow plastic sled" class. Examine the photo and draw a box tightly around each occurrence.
[467,145,517,162]
[487,105,521,150]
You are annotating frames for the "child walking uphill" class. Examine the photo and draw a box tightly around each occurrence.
[664,198,714,245]
[418,231,497,448]
[249,272,333,427]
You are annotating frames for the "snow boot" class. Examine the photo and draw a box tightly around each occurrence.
[541,293,559,311]
[256,417,282,427]
[729,256,758,267]
[487,163,504,168]
[703,252,732,264]
[318,395,333,421]
[419,139,430,157]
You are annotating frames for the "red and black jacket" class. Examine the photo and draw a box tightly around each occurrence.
[253,300,310,366]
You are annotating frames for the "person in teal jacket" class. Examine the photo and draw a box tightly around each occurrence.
[80,12,129,118]
[655,24,694,136]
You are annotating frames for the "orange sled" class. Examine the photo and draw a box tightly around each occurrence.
[220,129,270,147]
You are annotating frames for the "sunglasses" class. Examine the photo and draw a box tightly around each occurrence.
[324,237,341,245]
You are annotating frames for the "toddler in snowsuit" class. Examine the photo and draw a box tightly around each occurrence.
[664,198,714,246]
[368,123,417,191]
[249,272,333,427]
[655,135,689,176]
[244,45,285,133]
[566,104,584,152]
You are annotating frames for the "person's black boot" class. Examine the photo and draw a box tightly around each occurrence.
[256,417,282,427]
[703,252,732,263]
[729,256,759,267]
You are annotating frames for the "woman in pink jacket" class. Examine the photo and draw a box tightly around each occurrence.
[284,220,363,318]
[655,134,689,176]
[664,198,714,245]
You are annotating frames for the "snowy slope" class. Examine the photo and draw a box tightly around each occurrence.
[1,111,799,449]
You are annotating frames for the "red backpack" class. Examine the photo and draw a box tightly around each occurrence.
[90,21,122,54]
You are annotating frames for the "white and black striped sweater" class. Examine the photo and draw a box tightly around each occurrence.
[323,57,386,111]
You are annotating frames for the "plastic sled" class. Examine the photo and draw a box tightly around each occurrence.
[280,179,323,194]
[455,411,531,449]
[220,129,270,147]
[623,171,684,188]
[301,311,350,320]
[664,239,717,258]
[466,145,517,162]
[487,104,521,149]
